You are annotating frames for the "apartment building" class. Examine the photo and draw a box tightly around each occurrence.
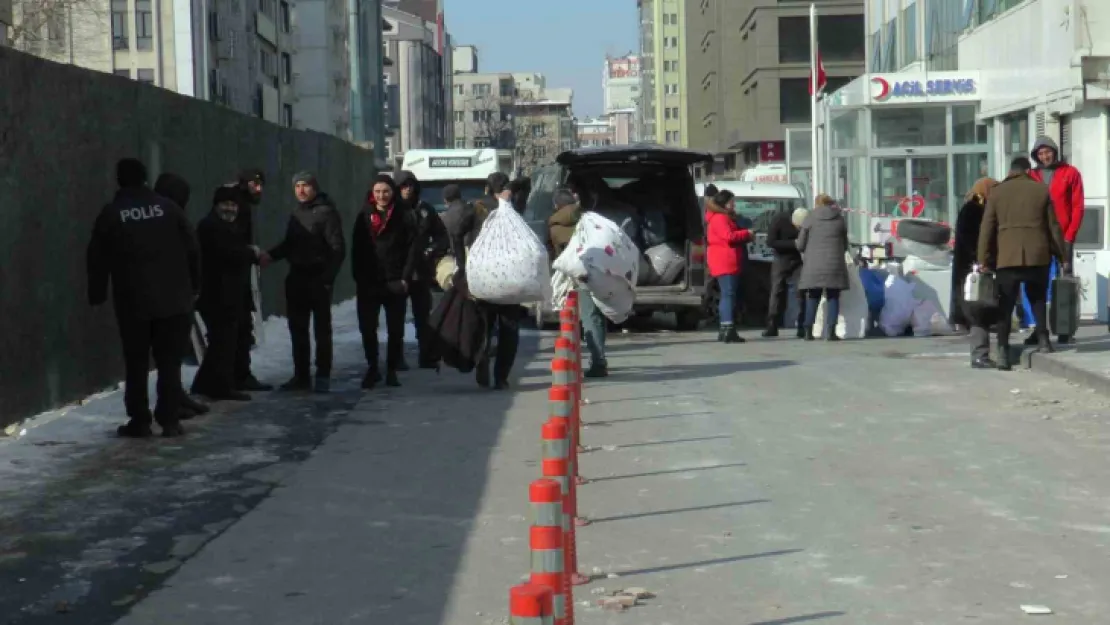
[637,0,686,146]
[382,3,449,165]
[7,0,297,126]
[684,0,864,173]
[603,54,640,114]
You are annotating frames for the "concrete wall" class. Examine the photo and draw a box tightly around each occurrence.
[0,47,378,429]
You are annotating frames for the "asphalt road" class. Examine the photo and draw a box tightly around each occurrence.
[3,324,1110,624]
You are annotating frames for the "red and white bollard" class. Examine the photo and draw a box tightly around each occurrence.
[510,583,554,625]
[529,478,566,625]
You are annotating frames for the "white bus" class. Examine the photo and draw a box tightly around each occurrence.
[400,148,514,212]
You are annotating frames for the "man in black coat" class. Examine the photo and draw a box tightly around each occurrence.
[394,170,450,369]
[153,173,211,419]
[763,208,806,338]
[353,174,421,388]
[87,158,200,438]
[191,186,262,401]
[225,168,272,391]
[267,171,346,393]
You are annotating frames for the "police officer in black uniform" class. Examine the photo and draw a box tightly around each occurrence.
[225,168,273,391]
[393,170,450,369]
[87,158,200,438]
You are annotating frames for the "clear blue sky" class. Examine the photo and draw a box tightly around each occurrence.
[445,0,638,117]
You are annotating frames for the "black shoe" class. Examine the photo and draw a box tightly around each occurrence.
[584,364,609,378]
[280,376,312,391]
[395,360,410,372]
[314,377,331,394]
[160,421,185,438]
[385,371,401,387]
[761,325,779,338]
[237,375,273,392]
[117,421,153,438]
[804,327,816,342]
[180,395,210,416]
[997,351,1013,371]
[361,369,382,390]
[723,327,745,343]
[476,364,491,388]
[971,356,997,369]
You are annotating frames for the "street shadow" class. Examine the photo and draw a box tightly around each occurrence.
[589,499,770,523]
[586,411,717,426]
[615,548,803,577]
[590,461,748,482]
[0,323,539,625]
[592,360,795,384]
[750,612,847,624]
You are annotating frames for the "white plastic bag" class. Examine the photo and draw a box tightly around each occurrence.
[880,274,917,337]
[911,299,949,336]
[467,207,551,305]
[812,255,869,339]
[553,213,639,323]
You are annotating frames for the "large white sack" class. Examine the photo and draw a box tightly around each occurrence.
[467,207,551,305]
[553,213,639,323]
[812,256,869,339]
[880,274,917,337]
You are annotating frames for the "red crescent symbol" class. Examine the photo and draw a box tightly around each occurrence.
[871,77,891,100]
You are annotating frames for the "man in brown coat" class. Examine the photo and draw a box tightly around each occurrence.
[978,155,1067,370]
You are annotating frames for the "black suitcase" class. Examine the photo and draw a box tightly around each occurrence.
[1050,276,1081,336]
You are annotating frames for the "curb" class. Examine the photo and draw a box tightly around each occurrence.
[1023,349,1110,396]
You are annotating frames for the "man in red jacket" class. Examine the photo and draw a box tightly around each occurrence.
[1029,136,1083,343]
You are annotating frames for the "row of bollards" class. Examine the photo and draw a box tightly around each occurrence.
[510,290,592,625]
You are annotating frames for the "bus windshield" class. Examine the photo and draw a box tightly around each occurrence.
[418,181,488,213]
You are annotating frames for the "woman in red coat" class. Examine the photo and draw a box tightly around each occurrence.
[705,190,753,343]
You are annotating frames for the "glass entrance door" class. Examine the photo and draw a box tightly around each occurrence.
[909,157,948,222]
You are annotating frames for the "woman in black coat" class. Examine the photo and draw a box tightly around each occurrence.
[951,177,998,369]
[352,174,421,389]
[191,186,262,400]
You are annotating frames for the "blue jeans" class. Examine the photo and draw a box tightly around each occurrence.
[578,294,607,369]
[804,289,840,333]
[717,274,738,325]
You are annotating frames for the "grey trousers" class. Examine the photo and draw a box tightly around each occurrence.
[969,324,991,360]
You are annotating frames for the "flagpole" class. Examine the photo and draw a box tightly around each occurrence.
[809,2,819,204]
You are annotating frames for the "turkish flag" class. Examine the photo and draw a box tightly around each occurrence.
[808,51,827,96]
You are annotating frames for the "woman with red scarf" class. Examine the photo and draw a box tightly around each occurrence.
[352,174,420,389]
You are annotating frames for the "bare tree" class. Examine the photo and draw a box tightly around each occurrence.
[8,0,107,60]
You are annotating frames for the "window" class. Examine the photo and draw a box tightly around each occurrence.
[113,69,130,78]
[471,83,491,96]
[280,0,291,32]
[871,107,946,147]
[778,15,865,63]
[136,0,153,50]
[281,52,292,84]
[111,8,128,49]
[951,105,986,144]
[282,104,293,127]
[902,4,918,65]
[136,68,155,84]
